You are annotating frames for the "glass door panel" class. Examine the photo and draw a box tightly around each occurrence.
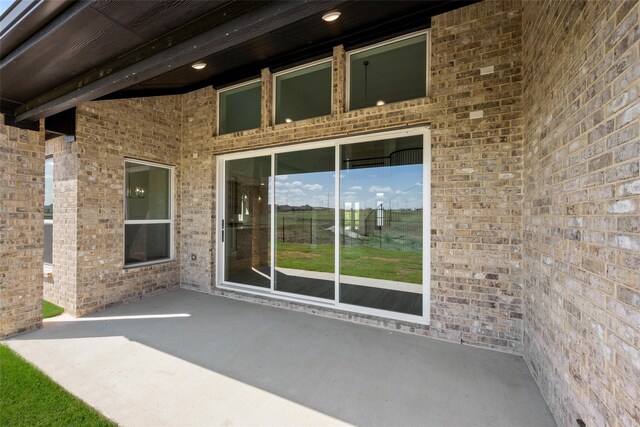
[224,156,272,288]
[339,136,423,315]
[275,147,335,299]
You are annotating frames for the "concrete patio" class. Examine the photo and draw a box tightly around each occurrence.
[5,289,554,426]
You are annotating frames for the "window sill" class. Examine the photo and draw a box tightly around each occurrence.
[123,258,175,270]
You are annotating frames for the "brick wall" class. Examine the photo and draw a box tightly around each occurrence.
[522,0,640,425]
[180,87,217,292]
[180,0,524,352]
[0,118,44,338]
[71,96,183,316]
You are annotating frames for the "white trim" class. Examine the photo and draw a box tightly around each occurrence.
[272,57,333,125]
[270,153,276,292]
[216,78,262,136]
[334,143,340,304]
[216,157,225,284]
[217,126,431,325]
[425,29,431,98]
[124,219,172,225]
[123,159,175,268]
[346,29,429,111]
[423,128,431,322]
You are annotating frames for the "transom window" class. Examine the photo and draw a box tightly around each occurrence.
[124,160,174,267]
[348,31,428,110]
[274,59,332,124]
[218,79,262,135]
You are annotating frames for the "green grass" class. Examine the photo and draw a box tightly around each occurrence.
[42,300,63,319]
[0,345,116,427]
[276,242,423,284]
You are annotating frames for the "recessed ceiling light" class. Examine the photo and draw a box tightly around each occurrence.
[191,62,207,70]
[376,100,385,106]
[285,118,293,123]
[322,11,341,22]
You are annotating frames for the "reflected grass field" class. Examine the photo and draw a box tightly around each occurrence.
[275,242,422,284]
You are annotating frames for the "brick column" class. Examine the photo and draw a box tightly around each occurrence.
[0,117,45,338]
[332,45,346,115]
[261,68,273,129]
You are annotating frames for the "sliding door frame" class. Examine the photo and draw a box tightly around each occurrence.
[216,126,431,325]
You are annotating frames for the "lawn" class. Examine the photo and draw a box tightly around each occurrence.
[0,345,116,427]
[42,300,63,318]
[276,242,423,284]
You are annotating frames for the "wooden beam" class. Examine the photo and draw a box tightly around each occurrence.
[16,0,349,122]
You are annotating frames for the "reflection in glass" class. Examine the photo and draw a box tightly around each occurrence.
[339,136,423,315]
[44,158,53,220]
[44,223,53,265]
[124,224,170,264]
[125,163,171,220]
[219,81,261,134]
[350,34,426,110]
[275,147,335,299]
[225,156,272,288]
[275,61,332,124]
[44,157,53,265]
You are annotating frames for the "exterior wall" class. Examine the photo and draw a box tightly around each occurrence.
[522,1,640,426]
[69,96,182,316]
[0,118,45,338]
[180,0,524,352]
[180,87,217,292]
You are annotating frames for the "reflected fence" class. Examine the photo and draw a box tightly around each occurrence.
[278,214,422,252]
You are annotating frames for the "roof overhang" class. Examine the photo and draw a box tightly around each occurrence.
[0,0,477,130]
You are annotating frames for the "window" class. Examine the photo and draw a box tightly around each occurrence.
[275,59,332,124]
[44,157,53,266]
[348,32,428,110]
[218,79,261,135]
[124,160,173,266]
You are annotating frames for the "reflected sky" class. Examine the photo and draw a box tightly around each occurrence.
[275,164,423,210]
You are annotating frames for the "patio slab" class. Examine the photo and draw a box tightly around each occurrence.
[5,289,555,426]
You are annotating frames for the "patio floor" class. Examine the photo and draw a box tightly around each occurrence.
[5,289,555,426]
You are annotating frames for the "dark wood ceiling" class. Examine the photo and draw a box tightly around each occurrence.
[0,0,477,124]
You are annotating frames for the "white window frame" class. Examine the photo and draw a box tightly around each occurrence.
[123,158,175,268]
[44,156,53,269]
[216,126,431,326]
[346,29,430,111]
[272,57,333,125]
[216,78,262,136]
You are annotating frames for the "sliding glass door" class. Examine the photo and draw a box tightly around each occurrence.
[219,128,429,322]
[224,156,271,288]
[339,136,423,315]
[275,147,335,299]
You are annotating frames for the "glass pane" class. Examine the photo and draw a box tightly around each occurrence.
[224,156,272,288]
[219,81,261,134]
[350,34,426,110]
[275,147,335,299]
[125,223,171,264]
[275,61,332,124]
[125,162,171,220]
[44,223,53,265]
[44,158,53,220]
[339,135,423,316]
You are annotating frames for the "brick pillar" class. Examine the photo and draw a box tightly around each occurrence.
[332,45,346,115]
[261,68,273,129]
[52,138,79,313]
[0,117,45,338]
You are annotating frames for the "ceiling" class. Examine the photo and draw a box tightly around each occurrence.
[0,0,477,127]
